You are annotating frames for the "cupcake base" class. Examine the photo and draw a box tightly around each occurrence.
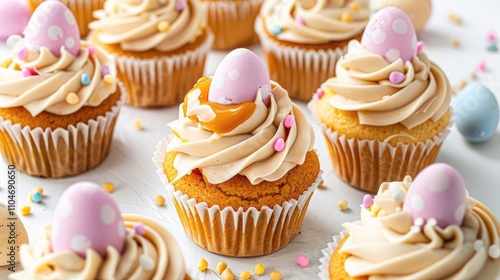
[318,231,365,280]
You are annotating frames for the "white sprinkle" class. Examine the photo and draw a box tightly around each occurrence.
[140,255,155,270]
[414,218,424,226]
[427,218,437,227]
[488,245,500,259]
[474,240,484,252]
[410,225,421,233]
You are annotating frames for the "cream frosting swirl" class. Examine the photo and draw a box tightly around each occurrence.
[167,82,315,185]
[9,214,185,280]
[260,0,370,44]
[0,41,117,117]
[340,176,500,279]
[90,0,207,52]
[322,40,451,129]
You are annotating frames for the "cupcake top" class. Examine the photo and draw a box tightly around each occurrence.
[318,7,451,129]
[340,163,500,279]
[90,0,207,52]
[167,48,315,185]
[0,1,117,117]
[260,0,370,44]
[9,182,185,280]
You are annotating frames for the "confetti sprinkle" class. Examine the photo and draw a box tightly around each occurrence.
[133,119,143,130]
[104,74,115,84]
[284,115,295,128]
[254,264,265,275]
[32,191,42,203]
[341,12,353,23]
[446,12,462,24]
[474,240,484,251]
[486,31,496,42]
[197,258,208,271]
[296,16,305,25]
[417,41,425,53]
[221,268,235,280]
[337,199,348,211]
[271,25,283,35]
[18,47,29,60]
[134,222,146,235]
[451,39,460,48]
[101,65,111,77]
[297,254,309,267]
[273,138,285,152]
[157,21,171,32]
[20,205,31,216]
[216,261,227,274]
[175,0,185,11]
[363,194,373,208]
[139,255,155,270]
[239,271,251,280]
[316,88,325,99]
[457,79,467,90]
[81,73,91,85]
[349,1,360,11]
[489,245,500,259]
[22,68,33,77]
[389,71,405,84]
[476,60,487,72]
[270,271,283,280]
[35,187,44,195]
[155,195,166,206]
[66,92,79,105]
[487,44,498,52]
[103,182,115,193]
[88,45,96,56]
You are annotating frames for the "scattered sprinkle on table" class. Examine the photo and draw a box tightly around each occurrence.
[337,199,348,211]
[297,254,309,267]
[446,12,462,24]
[155,195,166,206]
[103,182,115,193]
[457,79,467,90]
[133,119,143,130]
[270,271,283,280]
[239,270,251,280]
[221,268,234,280]
[216,261,227,274]
[20,205,31,216]
[451,38,460,47]
[197,258,208,271]
[254,263,265,275]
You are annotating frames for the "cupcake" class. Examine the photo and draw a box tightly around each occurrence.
[9,181,188,279]
[255,0,370,101]
[373,0,432,31]
[153,48,321,257]
[319,163,500,279]
[89,0,213,107]
[308,7,452,192]
[0,1,124,178]
[28,0,106,38]
[204,0,264,49]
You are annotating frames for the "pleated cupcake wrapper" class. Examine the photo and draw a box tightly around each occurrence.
[0,82,125,178]
[308,96,451,193]
[255,19,346,101]
[204,0,264,49]
[115,31,214,108]
[318,230,348,280]
[29,0,106,38]
[153,136,322,257]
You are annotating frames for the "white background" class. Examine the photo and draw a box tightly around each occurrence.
[1,0,500,279]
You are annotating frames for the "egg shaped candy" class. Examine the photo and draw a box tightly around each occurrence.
[403,163,467,228]
[23,1,80,57]
[454,82,499,143]
[374,0,431,31]
[51,181,125,258]
[361,7,417,63]
[0,1,31,41]
[208,48,271,106]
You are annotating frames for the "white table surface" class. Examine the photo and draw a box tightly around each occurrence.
[1,0,500,279]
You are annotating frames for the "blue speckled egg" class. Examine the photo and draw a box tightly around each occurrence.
[453,83,499,143]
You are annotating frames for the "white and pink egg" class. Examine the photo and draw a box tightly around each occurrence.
[51,181,125,258]
[0,1,31,41]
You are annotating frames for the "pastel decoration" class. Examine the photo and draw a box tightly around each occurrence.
[81,73,91,85]
[134,223,146,235]
[416,41,425,53]
[208,48,271,106]
[21,68,33,77]
[374,0,431,31]
[283,115,295,128]
[18,48,29,60]
[175,0,185,11]
[102,65,111,77]
[363,195,373,208]
[487,44,498,52]
[453,83,499,143]
[296,16,305,25]
[88,45,96,56]
[486,31,496,42]
[476,60,487,72]
[32,191,43,203]
[389,71,405,84]
[0,1,31,41]
[274,138,285,152]
[316,88,325,99]
[51,181,126,258]
[24,1,81,57]
[361,7,417,63]
[297,254,309,267]
[403,163,467,228]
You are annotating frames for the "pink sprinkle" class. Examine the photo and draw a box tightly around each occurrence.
[417,41,425,53]
[274,138,285,152]
[18,47,29,60]
[284,115,295,128]
[21,68,33,77]
[486,31,496,42]
[363,195,373,208]
[101,65,110,77]
[389,71,405,84]
[175,0,185,11]
[134,222,146,235]
[476,60,487,72]
[88,45,96,56]
[297,254,309,267]
[316,88,325,99]
[296,16,305,25]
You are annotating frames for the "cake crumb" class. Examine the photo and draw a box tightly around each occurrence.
[216,261,227,274]
[103,182,115,193]
[155,195,166,206]
[446,12,462,24]
[197,258,208,271]
[133,119,143,130]
[337,199,349,211]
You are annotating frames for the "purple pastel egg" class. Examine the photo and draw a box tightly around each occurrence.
[403,163,467,228]
[23,1,80,57]
[0,1,31,41]
[51,181,125,258]
[361,7,417,63]
[208,48,271,106]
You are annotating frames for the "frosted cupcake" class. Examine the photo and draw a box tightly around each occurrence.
[89,0,213,107]
[319,163,500,279]
[9,181,187,279]
[0,1,124,178]
[154,48,321,257]
[309,7,451,192]
[255,0,370,101]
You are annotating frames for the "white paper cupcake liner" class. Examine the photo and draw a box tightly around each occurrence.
[0,82,125,178]
[114,31,214,107]
[153,136,323,257]
[255,19,347,101]
[204,0,264,49]
[318,230,348,280]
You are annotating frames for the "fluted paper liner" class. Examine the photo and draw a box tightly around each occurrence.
[255,19,346,101]
[115,32,214,108]
[0,82,125,178]
[204,0,263,49]
[318,230,348,280]
[153,136,322,257]
[308,96,450,193]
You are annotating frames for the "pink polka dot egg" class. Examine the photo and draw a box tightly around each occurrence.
[208,48,271,106]
[0,1,30,41]
[23,0,80,57]
[403,163,467,229]
[51,181,125,258]
[361,7,417,63]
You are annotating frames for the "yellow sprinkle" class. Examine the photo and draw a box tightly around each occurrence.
[197,258,208,271]
[349,1,360,11]
[341,12,353,23]
[155,195,166,206]
[254,264,265,275]
[66,92,79,105]
[133,119,143,130]
[104,74,115,84]
[337,199,348,211]
[457,79,467,90]
[239,270,251,280]
[216,261,227,274]
[451,38,460,47]
[270,271,283,280]
[470,72,478,80]
[103,182,115,193]
[371,203,382,217]
[20,205,31,216]
[1,58,13,68]
[446,12,462,24]
[35,187,44,195]
[451,86,457,95]
[157,21,170,32]
[325,89,336,96]
[221,268,234,280]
